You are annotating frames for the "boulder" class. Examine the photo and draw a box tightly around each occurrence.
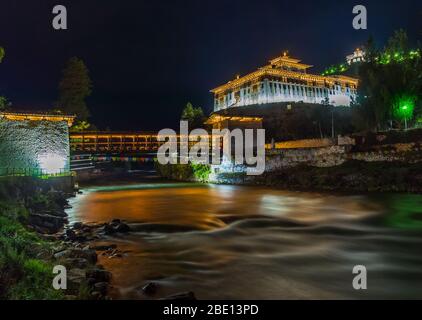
[28,213,67,234]
[94,282,109,295]
[86,268,112,282]
[48,210,68,218]
[65,229,76,241]
[90,291,102,300]
[54,248,97,264]
[91,244,117,251]
[86,277,97,286]
[111,219,121,225]
[72,222,83,230]
[103,224,115,235]
[141,282,158,296]
[53,249,70,259]
[82,226,93,232]
[115,223,130,233]
[64,257,89,269]
[161,291,196,300]
[103,222,130,234]
[67,268,87,293]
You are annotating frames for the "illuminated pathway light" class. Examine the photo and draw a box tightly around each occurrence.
[394,96,415,119]
[393,95,416,130]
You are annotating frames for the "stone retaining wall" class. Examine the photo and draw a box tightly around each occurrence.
[266,146,347,170]
[0,118,70,176]
[210,141,422,182]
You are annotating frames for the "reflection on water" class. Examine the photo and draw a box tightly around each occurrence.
[68,183,422,299]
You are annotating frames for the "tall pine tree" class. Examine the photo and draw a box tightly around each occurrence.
[57,57,92,121]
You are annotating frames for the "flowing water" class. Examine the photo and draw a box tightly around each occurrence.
[68,180,422,299]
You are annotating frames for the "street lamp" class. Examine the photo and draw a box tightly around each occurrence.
[394,96,415,131]
[401,104,408,130]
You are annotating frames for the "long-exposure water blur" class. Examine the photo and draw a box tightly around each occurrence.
[68,180,422,299]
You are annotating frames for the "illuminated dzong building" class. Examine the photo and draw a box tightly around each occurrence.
[211,53,358,111]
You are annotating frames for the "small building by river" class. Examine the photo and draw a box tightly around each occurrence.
[0,111,75,177]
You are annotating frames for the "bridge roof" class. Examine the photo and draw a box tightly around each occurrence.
[0,111,75,127]
[70,131,159,138]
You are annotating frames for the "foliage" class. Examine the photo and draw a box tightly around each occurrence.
[191,163,211,182]
[155,160,211,182]
[353,128,422,148]
[354,30,422,131]
[0,179,67,299]
[0,201,63,299]
[181,102,206,129]
[0,47,10,111]
[0,96,10,111]
[70,120,91,132]
[264,103,354,141]
[57,57,92,121]
[322,63,350,76]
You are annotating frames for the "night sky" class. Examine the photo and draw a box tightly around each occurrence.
[0,0,420,130]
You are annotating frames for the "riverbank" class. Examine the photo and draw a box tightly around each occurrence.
[156,160,422,194]
[247,160,422,193]
[3,164,420,299]
[0,177,113,299]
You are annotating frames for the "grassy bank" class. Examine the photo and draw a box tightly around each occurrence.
[0,177,67,299]
[0,177,117,300]
[0,200,63,299]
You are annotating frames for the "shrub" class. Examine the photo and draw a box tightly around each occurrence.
[155,160,210,182]
[191,163,211,182]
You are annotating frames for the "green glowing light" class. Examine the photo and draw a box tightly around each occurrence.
[376,49,420,65]
[393,95,416,122]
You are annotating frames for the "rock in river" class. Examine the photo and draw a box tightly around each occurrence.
[161,291,196,300]
[141,282,158,296]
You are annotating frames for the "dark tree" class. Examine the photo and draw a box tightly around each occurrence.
[355,30,422,131]
[263,104,354,141]
[0,97,11,111]
[0,47,10,111]
[181,102,206,129]
[57,57,92,121]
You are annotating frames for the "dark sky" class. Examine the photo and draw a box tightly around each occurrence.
[0,0,420,130]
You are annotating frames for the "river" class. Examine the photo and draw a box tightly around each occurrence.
[67,178,422,299]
